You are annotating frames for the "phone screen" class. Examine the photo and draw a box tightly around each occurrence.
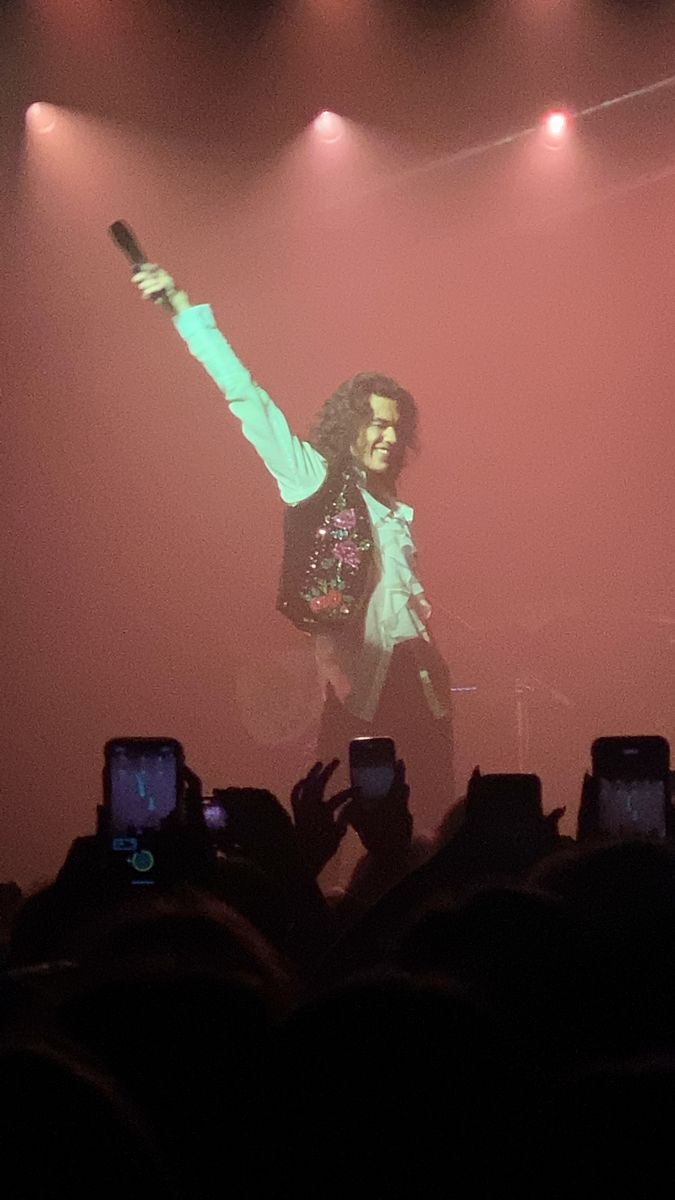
[106,740,181,835]
[597,778,667,839]
[349,737,396,808]
[202,799,228,832]
[591,736,670,839]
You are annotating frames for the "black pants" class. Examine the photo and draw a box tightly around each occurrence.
[316,639,454,836]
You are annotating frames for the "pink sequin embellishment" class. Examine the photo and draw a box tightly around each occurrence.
[331,508,356,530]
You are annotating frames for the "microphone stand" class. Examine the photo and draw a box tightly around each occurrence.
[513,673,573,772]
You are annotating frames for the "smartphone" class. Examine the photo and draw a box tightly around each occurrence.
[349,736,396,808]
[591,735,671,839]
[202,792,229,833]
[467,773,542,824]
[103,738,184,887]
[103,738,183,835]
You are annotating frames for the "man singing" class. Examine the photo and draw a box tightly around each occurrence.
[132,265,454,830]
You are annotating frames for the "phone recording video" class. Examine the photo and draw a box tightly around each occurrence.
[591,735,671,839]
[349,736,396,808]
[202,793,229,833]
[103,738,184,886]
[200,801,227,830]
[104,738,183,835]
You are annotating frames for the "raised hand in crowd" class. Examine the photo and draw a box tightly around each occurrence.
[338,758,425,913]
[346,757,413,859]
[215,787,307,884]
[576,772,600,842]
[206,786,336,967]
[290,759,353,878]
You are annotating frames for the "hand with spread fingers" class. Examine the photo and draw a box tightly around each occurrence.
[291,759,353,878]
[131,262,192,315]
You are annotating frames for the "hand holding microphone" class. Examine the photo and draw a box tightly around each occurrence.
[132,263,191,314]
[108,219,191,315]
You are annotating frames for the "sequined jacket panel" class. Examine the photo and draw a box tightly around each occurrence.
[277,463,377,631]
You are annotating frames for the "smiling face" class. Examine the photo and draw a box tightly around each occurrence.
[351,394,400,477]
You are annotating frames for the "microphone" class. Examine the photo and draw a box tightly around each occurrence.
[108,219,146,269]
[108,219,171,307]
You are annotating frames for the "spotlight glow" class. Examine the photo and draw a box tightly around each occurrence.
[543,109,569,143]
[26,103,57,134]
[312,110,344,143]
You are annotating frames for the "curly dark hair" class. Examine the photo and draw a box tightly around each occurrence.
[308,372,419,480]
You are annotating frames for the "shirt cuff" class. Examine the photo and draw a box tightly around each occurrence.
[173,304,215,339]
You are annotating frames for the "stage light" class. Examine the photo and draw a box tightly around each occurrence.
[312,110,344,143]
[25,103,57,134]
[542,109,570,146]
[546,111,568,138]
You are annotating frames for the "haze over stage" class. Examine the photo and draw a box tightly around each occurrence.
[2,0,674,887]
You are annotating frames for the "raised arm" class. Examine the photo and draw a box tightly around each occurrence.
[132,264,327,504]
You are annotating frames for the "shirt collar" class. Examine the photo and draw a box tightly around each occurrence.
[359,486,414,525]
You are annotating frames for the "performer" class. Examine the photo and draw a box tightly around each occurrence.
[132,265,454,830]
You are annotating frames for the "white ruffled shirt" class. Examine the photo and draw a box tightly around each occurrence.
[174,303,431,720]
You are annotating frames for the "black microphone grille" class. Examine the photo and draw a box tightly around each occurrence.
[108,220,146,267]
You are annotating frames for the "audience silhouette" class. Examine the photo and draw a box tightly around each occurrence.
[1,740,673,1196]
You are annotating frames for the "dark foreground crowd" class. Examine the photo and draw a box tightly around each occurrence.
[1,753,674,1198]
